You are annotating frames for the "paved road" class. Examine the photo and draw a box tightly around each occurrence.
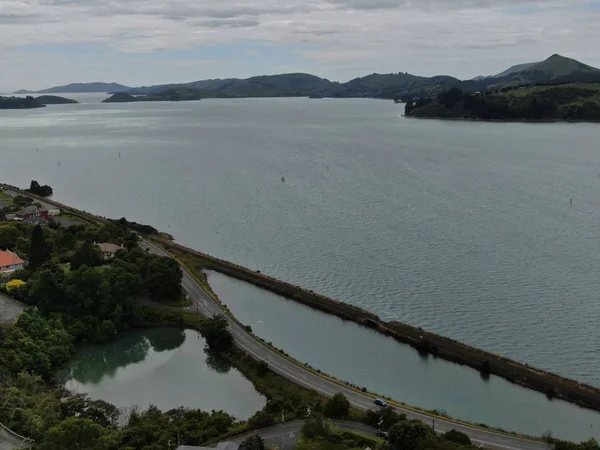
[0,294,24,325]
[229,420,380,450]
[0,428,28,450]
[142,241,551,450]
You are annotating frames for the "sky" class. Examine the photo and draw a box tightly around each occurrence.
[1,0,600,92]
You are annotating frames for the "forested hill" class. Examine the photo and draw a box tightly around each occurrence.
[405,84,600,121]
[0,95,78,109]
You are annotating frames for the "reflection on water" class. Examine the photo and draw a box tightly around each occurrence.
[64,328,264,419]
[206,270,600,442]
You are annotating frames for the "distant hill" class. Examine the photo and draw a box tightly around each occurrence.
[492,62,538,78]
[14,82,131,94]
[15,54,600,100]
[487,55,600,89]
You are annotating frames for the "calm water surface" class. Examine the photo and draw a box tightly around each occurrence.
[1,98,600,387]
[64,328,265,419]
[206,270,600,442]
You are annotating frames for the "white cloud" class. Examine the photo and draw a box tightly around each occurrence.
[0,0,598,89]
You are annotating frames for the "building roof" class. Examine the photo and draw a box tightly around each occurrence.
[97,242,122,254]
[0,250,24,268]
[16,205,45,216]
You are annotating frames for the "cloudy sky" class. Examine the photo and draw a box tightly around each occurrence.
[1,0,599,91]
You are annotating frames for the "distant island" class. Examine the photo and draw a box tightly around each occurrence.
[15,82,129,95]
[0,95,78,109]
[405,84,600,122]
[102,88,202,103]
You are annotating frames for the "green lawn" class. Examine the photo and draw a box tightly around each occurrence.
[498,83,600,98]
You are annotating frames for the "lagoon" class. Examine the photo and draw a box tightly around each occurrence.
[206,270,600,442]
[64,328,265,419]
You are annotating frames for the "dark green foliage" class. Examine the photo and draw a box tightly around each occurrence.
[364,406,406,431]
[323,392,350,418]
[442,429,471,446]
[61,394,119,428]
[57,232,77,251]
[144,255,182,300]
[27,180,53,197]
[70,241,102,270]
[40,417,108,450]
[201,314,234,351]
[28,225,51,269]
[0,95,43,109]
[13,195,34,209]
[406,85,600,121]
[0,310,73,379]
[240,434,266,450]
[301,414,330,439]
[554,439,600,450]
[248,408,276,430]
[113,217,159,235]
[388,419,434,450]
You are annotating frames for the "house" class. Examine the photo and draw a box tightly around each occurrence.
[15,205,50,224]
[48,208,60,216]
[0,250,25,274]
[96,242,123,260]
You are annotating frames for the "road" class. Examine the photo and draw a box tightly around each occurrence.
[0,294,24,325]
[0,428,28,450]
[142,241,550,450]
[228,420,380,450]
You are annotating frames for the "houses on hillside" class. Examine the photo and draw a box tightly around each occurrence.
[96,242,123,260]
[5,204,61,225]
[0,250,25,274]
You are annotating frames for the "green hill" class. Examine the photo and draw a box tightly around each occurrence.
[102,88,202,103]
[36,95,78,105]
[405,84,600,121]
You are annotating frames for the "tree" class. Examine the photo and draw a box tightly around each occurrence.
[388,420,433,450]
[365,406,406,431]
[324,392,350,418]
[57,232,77,251]
[70,241,102,270]
[27,180,53,197]
[40,417,108,450]
[28,225,51,269]
[442,429,471,446]
[301,414,329,439]
[240,434,266,450]
[144,256,182,300]
[201,314,234,351]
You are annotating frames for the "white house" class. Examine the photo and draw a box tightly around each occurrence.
[0,250,25,274]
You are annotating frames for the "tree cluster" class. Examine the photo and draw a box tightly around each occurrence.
[26,180,53,197]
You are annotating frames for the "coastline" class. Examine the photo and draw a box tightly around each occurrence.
[404,114,600,124]
[4,183,600,415]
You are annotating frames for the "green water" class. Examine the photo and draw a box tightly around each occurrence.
[64,328,265,419]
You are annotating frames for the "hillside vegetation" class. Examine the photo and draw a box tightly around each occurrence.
[405,84,600,121]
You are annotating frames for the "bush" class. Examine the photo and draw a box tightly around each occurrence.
[442,429,471,446]
[324,393,350,418]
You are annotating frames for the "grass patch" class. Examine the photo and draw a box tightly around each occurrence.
[295,431,380,450]
[0,191,12,204]
[160,291,193,308]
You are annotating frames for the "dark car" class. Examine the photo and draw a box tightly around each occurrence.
[377,431,389,440]
[374,398,388,407]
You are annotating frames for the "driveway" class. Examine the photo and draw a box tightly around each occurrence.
[0,294,24,325]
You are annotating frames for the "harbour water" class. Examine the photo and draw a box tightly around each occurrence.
[2,97,600,387]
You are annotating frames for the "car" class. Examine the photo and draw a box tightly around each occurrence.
[374,399,387,407]
[377,431,389,440]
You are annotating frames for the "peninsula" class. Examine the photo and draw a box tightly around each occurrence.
[405,84,600,121]
[0,95,78,109]
[102,88,202,103]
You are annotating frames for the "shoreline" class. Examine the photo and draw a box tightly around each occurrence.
[4,183,600,415]
[404,114,600,124]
